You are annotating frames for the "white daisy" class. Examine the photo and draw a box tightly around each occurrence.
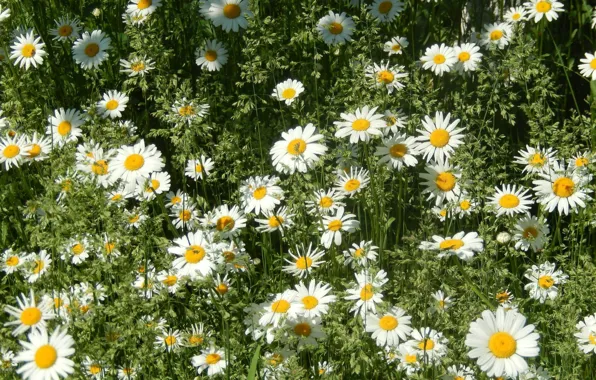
[212,204,247,238]
[453,42,482,73]
[127,0,162,17]
[317,11,355,45]
[50,17,81,41]
[334,106,387,144]
[505,6,527,23]
[259,290,299,327]
[270,123,327,174]
[578,52,596,81]
[25,250,52,283]
[365,61,407,94]
[524,261,568,303]
[366,306,412,347]
[185,155,214,180]
[23,133,51,162]
[97,90,129,119]
[240,175,284,215]
[574,313,596,354]
[420,43,457,76]
[46,108,84,147]
[168,230,215,280]
[1,249,26,274]
[514,145,557,174]
[407,327,448,363]
[441,364,475,380]
[396,344,421,376]
[343,240,378,268]
[10,31,46,70]
[195,39,228,71]
[488,184,534,217]
[368,0,404,23]
[282,243,325,278]
[344,270,388,318]
[320,207,360,248]
[525,0,564,23]
[513,214,550,252]
[305,189,345,215]
[255,206,295,235]
[200,0,252,32]
[335,166,370,197]
[287,317,326,347]
[4,290,54,336]
[480,23,512,49]
[382,109,408,135]
[120,56,155,77]
[272,79,304,105]
[416,111,464,164]
[431,290,454,311]
[136,171,171,201]
[72,30,111,70]
[191,345,227,377]
[154,328,181,352]
[0,135,26,170]
[568,151,591,170]
[170,203,199,230]
[532,162,592,215]
[293,280,336,319]
[419,163,462,205]
[419,231,484,261]
[384,36,408,55]
[110,140,164,187]
[14,327,75,380]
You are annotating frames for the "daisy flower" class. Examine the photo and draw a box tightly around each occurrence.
[212,273,232,296]
[185,155,214,180]
[117,366,138,379]
[488,184,534,216]
[259,290,299,327]
[212,204,247,238]
[305,189,345,215]
[420,43,457,76]
[524,261,568,303]
[82,357,106,378]
[110,139,164,187]
[270,123,327,174]
[344,269,388,318]
[335,166,370,197]
[287,317,326,347]
[432,206,449,222]
[480,23,512,49]
[465,308,539,378]
[432,290,453,311]
[366,306,412,347]
[240,175,284,215]
[72,30,111,70]
[343,240,378,268]
[365,61,407,94]
[46,108,84,147]
[396,344,421,376]
[184,323,210,347]
[272,79,304,105]
[282,243,325,278]
[26,250,52,283]
[127,0,162,17]
[568,151,591,170]
[50,17,81,41]
[10,31,46,70]
[195,39,228,72]
[513,214,549,251]
[168,230,215,280]
[532,162,592,215]
[441,364,475,380]
[317,11,355,45]
[61,236,91,265]
[294,280,336,319]
[320,207,360,248]
[574,313,596,354]
[368,0,404,23]
[172,202,199,230]
[578,52,596,81]
[407,327,448,363]
[4,290,54,336]
[120,56,154,77]
[505,7,527,23]
[14,327,75,380]
[155,328,181,352]
[255,206,295,235]
[383,109,408,134]
[136,171,171,200]
[97,90,129,119]
[455,194,476,217]
[514,145,557,174]
[171,98,209,125]
[200,0,252,32]
[525,0,564,23]
[1,249,26,274]
[0,135,26,170]
[156,268,182,294]
[416,111,464,164]
[419,163,462,205]
[419,231,484,261]
[454,43,482,73]
[23,133,51,162]
[335,106,386,143]
[384,36,408,55]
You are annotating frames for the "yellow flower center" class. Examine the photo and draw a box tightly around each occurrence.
[328,219,342,231]
[188,335,203,345]
[84,43,100,57]
[438,300,446,309]
[538,275,554,289]
[589,334,596,345]
[417,339,435,351]
[377,70,394,84]
[34,345,57,369]
[319,196,333,208]
[360,283,374,301]
[302,295,318,310]
[165,335,176,346]
[170,196,181,205]
[216,216,235,232]
[536,1,551,13]
[287,138,307,155]
[223,4,241,19]
[57,121,71,136]
[253,186,267,200]
[162,275,177,287]
[353,248,364,258]
[523,226,539,239]
[591,59,596,70]
[20,307,42,325]
[205,50,218,62]
[405,354,417,363]
[490,30,504,41]
[268,215,284,228]
[184,245,205,263]
[295,256,313,270]
[458,51,471,62]
[460,200,471,210]
[104,242,115,254]
[216,283,229,294]
[130,62,145,72]
[105,100,119,111]
[294,322,312,337]
[552,177,575,198]
[3,145,20,158]
[329,22,343,35]
[575,157,589,167]
[499,194,520,209]
[21,44,36,58]
[488,332,517,358]
[378,1,393,14]
[137,0,152,10]
[58,25,73,37]
[268,353,283,366]
[439,239,464,250]
[429,129,450,147]
[392,44,401,51]
[89,364,102,374]
[352,119,370,131]
[439,209,447,217]
[512,13,521,20]
[223,251,235,262]
[379,315,398,331]
[433,54,446,64]
[91,160,108,175]
[33,260,44,274]
[28,144,42,157]
[344,179,361,192]
[206,353,221,365]
[281,88,296,99]
[129,215,140,224]
[271,299,290,313]
[496,291,510,303]
[6,256,19,266]
[529,153,546,167]
[435,172,456,192]
[124,153,145,171]
[71,243,85,255]
[178,105,194,116]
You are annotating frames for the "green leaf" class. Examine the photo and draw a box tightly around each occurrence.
[247,344,261,380]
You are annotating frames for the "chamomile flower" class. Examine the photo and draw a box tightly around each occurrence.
[480,23,512,49]
[185,155,214,180]
[578,52,596,81]
[532,162,592,215]
[524,261,568,303]
[397,344,421,376]
[407,328,448,363]
[432,206,450,222]
[195,39,228,71]
[184,323,210,347]
[382,109,408,134]
[384,36,408,55]
[119,56,154,77]
[172,203,200,231]
[50,17,81,41]
[132,269,158,299]
[110,140,164,187]
[365,62,407,94]
[335,105,386,143]
[294,280,336,319]
[343,240,378,268]
[259,290,299,327]
[441,364,475,380]
[287,317,326,347]
[255,206,295,235]
[416,111,465,164]
[1,249,25,274]
[283,243,325,278]
[366,307,412,347]
[165,190,188,208]
[4,290,54,336]
[26,250,51,283]
[454,43,482,73]
[46,108,84,147]
[419,231,484,261]
[61,236,91,265]
[200,0,252,33]
[432,290,453,311]
[23,133,51,162]
[368,0,404,23]
[97,90,129,119]
[505,7,527,23]
[10,31,46,70]
[127,0,162,17]
[335,166,370,197]
[168,230,215,280]
[72,30,111,70]
[136,171,171,201]
[513,215,549,251]
[14,327,75,380]
[320,207,360,248]
[272,79,304,105]
[568,151,592,170]
[420,43,457,76]
[488,185,534,216]
[240,175,284,215]
[270,123,327,174]
[0,135,26,170]
[525,0,564,23]
[305,189,345,215]
[574,313,596,354]
[317,11,355,45]
[263,347,295,377]
[420,163,462,205]
[156,269,182,294]
[213,273,232,296]
[155,328,181,352]
[212,204,247,238]
[171,98,209,125]
[454,194,476,217]
[82,357,106,378]
[117,366,138,379]
[514,145,557,174]
[344,270,388,318]
[465,308,540,378]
